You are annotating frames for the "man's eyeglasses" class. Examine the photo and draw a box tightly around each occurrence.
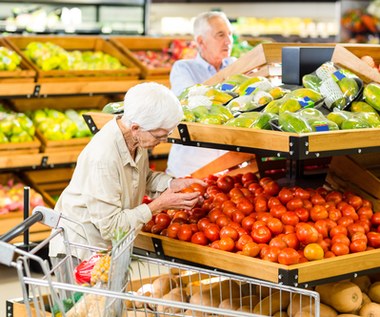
[148,130,172,142]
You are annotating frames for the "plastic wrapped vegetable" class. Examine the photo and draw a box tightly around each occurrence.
[73,253,103,285]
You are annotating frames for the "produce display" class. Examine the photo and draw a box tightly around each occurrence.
[142,172,380,265]
[28,108,94,140]
[178,62,380,132]
[23,41,126,71]
[0,177,45,215]
[0,46,22,71]
[0,107,35,143]
[132,39,197,69]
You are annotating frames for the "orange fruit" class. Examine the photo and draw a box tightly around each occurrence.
[303,243,324,261]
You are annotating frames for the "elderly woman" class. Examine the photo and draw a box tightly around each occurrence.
[49,82,204,261]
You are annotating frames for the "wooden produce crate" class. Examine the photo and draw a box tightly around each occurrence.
[327,153,380,211]
[135,231,380,286]
[332,44,380,84]
[0,37,36,83]
[204,42,335,85]
[22,167,74,207]
[0,138,41,156]
[0,173,51,243]
[109,36,192,79]
[5,35,141,82]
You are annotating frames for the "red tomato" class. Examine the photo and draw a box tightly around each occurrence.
[204,223,220,242]
[367,232,380,248]
[324,251,336,258]
[248,182,262,194]
[351,232,368,242]
[262,246,281,262]
[191,231,208,246]
[252,220,267,230]
[347,223,365,237]
[173,210,189,221]
[316,187,328,197]
[295,207,310,222]
[338,216,355,227]
[269,237,288,249]
[229,188,244,202]
[215,215,231,228]
[216,175,235,192]
[220,226,239,241]
[314,220,329,239]
[281,212,300,226]
[177,224,193,241]
[255,197,268,213]
[318,238,331,253]
[282,233,300,249]
[242,242,260,257]
[349,239,367,253]
[154,212,172,228]
[296,223,319,245]
[341,204,359,220]
[237,198,254,215]
[286,198,303,211]
[302,199,313,210]
[267,218,284,235]
[166,223,181,239]
[208,208,224,223]
[371,213,380,226]
[236,227,248,237]
[270,205,287,219]
[190,183,206,196]
[151,224,166,234]
[311,193,326,205]
[325,191,343,204]
[268,197,282,209]
[242,172,258,184]
[210,240,221,249]
[328,207,342,222]
[331,242,350,256]
[278,188,294,204]
[197,217,211,232]
[232,210,245,224]
[310,205,328,222]
[236,234,254,251]
[357,206,373,220]
[329,225,348,238]
[213,192,230,204]
[294,188,311,200]
[331,233,350,246]
[277,248,300,265]
[190,208,208,219]
[142,219,155,232]
[251,225,272,244]
[241,216,255,231]
[348,195,363,211]
[283,225,295,234]
[219,236,235,252]
[262,180,281,196]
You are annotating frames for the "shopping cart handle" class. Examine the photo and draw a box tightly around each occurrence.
[0,206,60,243]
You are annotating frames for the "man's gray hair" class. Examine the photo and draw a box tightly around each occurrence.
[122,82,183,131]
[193,11,231,41]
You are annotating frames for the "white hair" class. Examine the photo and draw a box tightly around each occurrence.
[193,11,231,41]
[122,82,183,131]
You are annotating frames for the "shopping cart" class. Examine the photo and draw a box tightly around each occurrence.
[1,206,321,317]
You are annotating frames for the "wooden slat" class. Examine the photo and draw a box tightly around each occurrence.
[135,231,380,285]
[191,152,256,179]
[0,82,35,96]
[332,44,380,84]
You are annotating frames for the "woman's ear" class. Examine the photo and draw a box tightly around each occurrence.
[130,122,141,132]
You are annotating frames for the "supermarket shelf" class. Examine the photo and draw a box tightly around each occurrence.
[0,150,80,171]
[134,231,380,287]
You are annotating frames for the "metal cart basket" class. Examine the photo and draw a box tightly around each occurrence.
[1,206,320,317]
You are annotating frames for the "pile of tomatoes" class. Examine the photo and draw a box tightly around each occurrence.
[142,173,380,265]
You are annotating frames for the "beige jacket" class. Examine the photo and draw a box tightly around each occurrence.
[49,116,172,260]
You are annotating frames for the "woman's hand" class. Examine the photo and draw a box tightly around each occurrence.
[147,188,202,214]
[169,178,207,193]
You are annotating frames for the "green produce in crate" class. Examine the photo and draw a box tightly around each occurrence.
[289,88,323,102]
[302,74,322,92]
[224,116,258,128]
[0,46,22,71]
[363,82,380,111]
[278,111,312,133]
[250,112,276,130]
[102,101,124,114]
[341,117,372,129]
[198,113,224,125]
[0,131,8,143]
[279,98,301,113]
[65,109,91,138]
[351,101,380,118]
[337,77,359,99]
[210,103,234,121]
[192,105,209,120]
[326,111,351,128]
[182,107,196,122]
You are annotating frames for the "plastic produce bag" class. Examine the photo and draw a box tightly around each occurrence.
[302,62,363,110]
[73,253,103,285]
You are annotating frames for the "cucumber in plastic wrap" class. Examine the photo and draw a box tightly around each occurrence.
[278,111,312,133]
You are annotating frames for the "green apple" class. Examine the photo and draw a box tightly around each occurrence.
[0,132,9,143]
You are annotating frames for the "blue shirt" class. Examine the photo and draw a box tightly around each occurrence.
[170,53,236,97]
[166,54,236,177]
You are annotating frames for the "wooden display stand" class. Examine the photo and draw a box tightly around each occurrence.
[109,36,192,79]
[332,44,380,84]
[5,36,141,82]
[0,38,36,83]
